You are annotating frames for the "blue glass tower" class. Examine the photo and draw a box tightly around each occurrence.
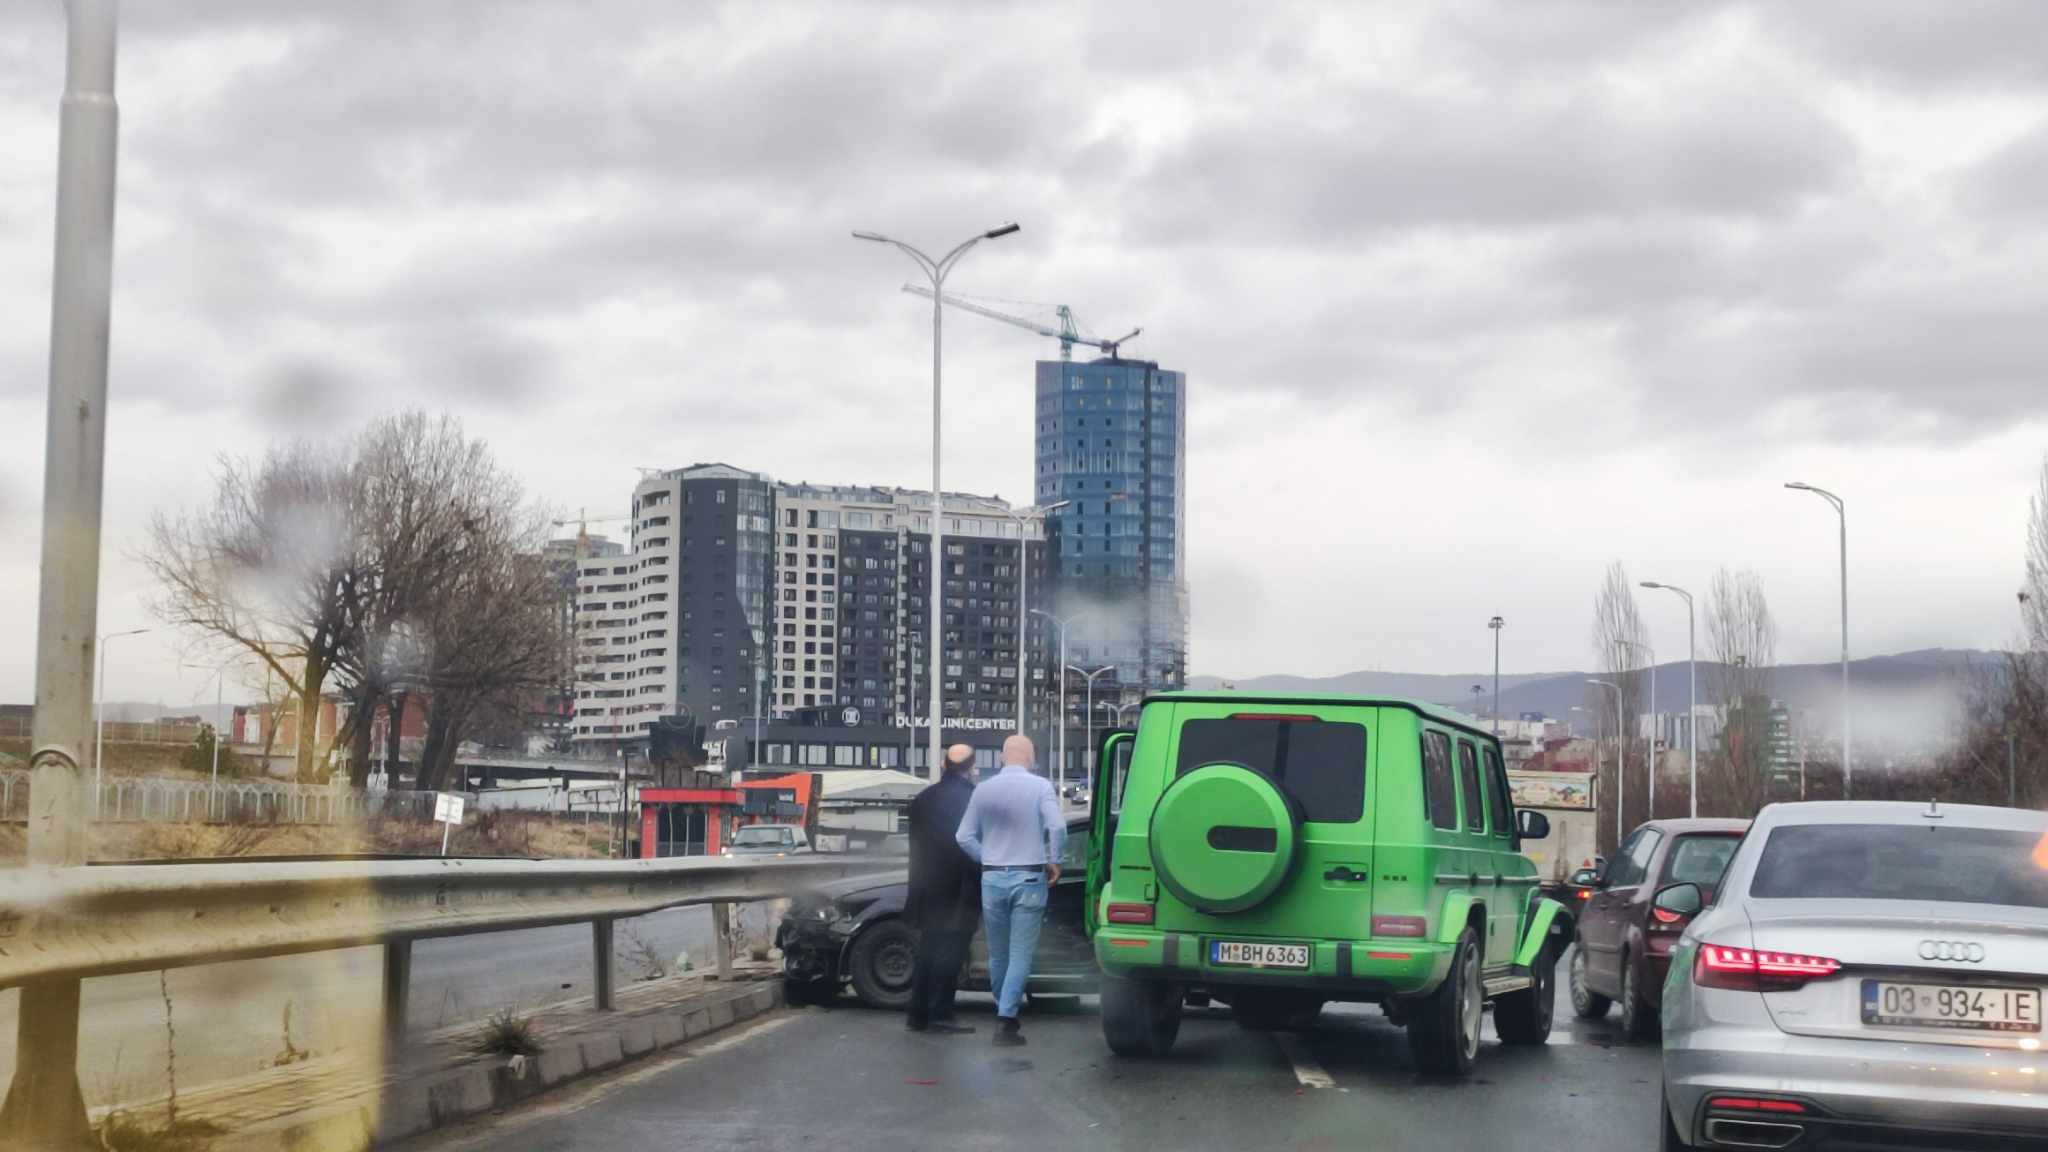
[1034,357,1188,703]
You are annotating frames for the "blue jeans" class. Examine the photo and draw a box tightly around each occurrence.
[980,870,1048,1020]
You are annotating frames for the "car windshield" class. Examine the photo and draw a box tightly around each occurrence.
[1664,834,1741,886]
[732,828,791,847]
[1749,824,2048,909]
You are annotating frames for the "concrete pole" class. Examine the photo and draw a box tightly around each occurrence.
[2,3,118,1144]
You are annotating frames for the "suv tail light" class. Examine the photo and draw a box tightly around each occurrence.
[1372,915,1427,938]
[1695,945,1841,991]
[1106,902,1155,925]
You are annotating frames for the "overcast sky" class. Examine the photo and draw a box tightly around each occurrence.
[3,1,2046,711]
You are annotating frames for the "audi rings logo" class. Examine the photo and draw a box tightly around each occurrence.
[1918,940,1986,963]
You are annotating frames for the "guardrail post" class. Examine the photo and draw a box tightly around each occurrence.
[592,918,616,1010]
[0,977,91,1148]
[713,901,733,981]
[383,940,412,1054]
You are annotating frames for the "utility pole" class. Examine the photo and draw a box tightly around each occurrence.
[1785,482,1850,795]
[3,1,119,1143]
[1488,616,1504,735]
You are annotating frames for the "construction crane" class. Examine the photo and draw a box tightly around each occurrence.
[901,285,1141,361]
[551,509,630,555]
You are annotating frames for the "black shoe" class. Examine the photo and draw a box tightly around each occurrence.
[905,1018,929,1032]
[927,1021,976,1035]
[992,1017,1026,1047]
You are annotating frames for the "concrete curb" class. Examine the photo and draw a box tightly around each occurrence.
[207,980,783,1151]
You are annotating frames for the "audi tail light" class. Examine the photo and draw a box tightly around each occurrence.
[1695,944,1841,991]
[1709,1096,1807,1115]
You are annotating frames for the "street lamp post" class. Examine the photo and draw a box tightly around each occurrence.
[1001,501,1070,733]
[1784,481,1850,796]
[1031,608,1086,787]
[94,628,150,819]
[1070,664,1115,794]
[1588,679,1624,845]
[854,222,1021,780]
[1640,581,1697,817]
[1621,638,1655,819]
[1487,616,1504,734]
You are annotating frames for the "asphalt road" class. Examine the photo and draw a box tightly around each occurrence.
[422,948,1666,1152]
[0,903,729,1109]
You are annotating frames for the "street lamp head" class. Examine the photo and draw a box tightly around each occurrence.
[850,230,887,243]
[983,222,1021,239]
[1488,615,1504,629]
[1639,581,1661,590]
[1040,499,1073,514]
[1783,481,1810,491]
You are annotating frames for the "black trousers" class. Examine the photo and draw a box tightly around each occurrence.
[907,927,971,1026]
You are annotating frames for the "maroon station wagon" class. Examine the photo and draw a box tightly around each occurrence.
[1568,818,1749,1040]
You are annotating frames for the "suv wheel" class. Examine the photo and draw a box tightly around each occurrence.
[1101,972,1182,1057]
[1493,938,1555,1046]
[1620,950,1658,1041]
[1568,944,1611,1020]
[846,921,917,1010]
[1407,925,1483,1076]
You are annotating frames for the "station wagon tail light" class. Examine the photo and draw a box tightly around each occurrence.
[1371,915,1428,938]
[1106,902,1155,925]
[1228,713,1317,723]
[1695,945,1840,990]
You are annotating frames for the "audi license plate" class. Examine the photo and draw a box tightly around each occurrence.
[1211,940,1310,969]
[1862,980,2042,1033]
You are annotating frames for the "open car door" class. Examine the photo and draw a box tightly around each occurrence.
[1084,727,1135,938]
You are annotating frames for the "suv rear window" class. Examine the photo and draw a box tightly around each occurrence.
[1750,824,2048,909]
[1176,717,1366,823]
[1664,834,1739,886]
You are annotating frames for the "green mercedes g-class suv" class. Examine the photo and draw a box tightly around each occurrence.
[1084,693,1567,1075]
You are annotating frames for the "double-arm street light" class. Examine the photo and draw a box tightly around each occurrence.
[1070,664,1116,792]
[1030,608,1088,785]
[1784,481,1850,796]
[1588,678,1624,845]
[1640,581,1697,817]
[854,221,1021,777]
[1000,500,1070,733]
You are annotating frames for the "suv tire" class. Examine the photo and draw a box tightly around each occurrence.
[846,920,917,1010]
[1492,939,1555,1046]
[1568,943,1611,1020]
[1619,950,1658,1041]
[1101,972,1182,1057]
[1407,926,1483,1076]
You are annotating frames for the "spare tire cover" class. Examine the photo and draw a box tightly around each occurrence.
[1149,762,1300,915]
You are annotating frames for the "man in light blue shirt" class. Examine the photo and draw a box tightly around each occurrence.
[955,733,1065,1046]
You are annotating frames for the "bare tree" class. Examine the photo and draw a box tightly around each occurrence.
[1590,561,1648,849]
[1701,568,1777,816]
[144,445,360,780]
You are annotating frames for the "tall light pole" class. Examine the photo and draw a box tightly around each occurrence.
[1071,664,1115,794]
[1001,500,1069,733]
[180,658,231,819]
[1621,638,1654,819]
[1640,581,1697,817]
[854,222,1021,778]
[1031,608,1086,786]
[1487,616,1504,734]
[1784,481,1850,796]
[1588,679,1624,845]
[94,628,150,819]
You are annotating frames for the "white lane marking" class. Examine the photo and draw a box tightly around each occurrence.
[1273,1033,1340,1090]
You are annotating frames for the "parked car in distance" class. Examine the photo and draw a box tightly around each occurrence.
[1660,801,2048,1150]
[1086,694,1569,1075]
[722,823,809,857]
[1570,818,1748,1040]
[777,815,1092,1008]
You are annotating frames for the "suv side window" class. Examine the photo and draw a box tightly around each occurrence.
[1455,739,1485,833]
[1482,747,1513,841]
[1421,729,1457,830]
[1608,828,1662,888]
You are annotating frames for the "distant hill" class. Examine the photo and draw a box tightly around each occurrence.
[1189,649,2002,744]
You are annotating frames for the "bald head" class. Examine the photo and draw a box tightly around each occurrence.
[1002,733,1035,768]
[945,743,974,775]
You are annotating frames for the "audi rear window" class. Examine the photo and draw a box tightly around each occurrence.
[1749,824,2048,909]
[1176,717,1366,823]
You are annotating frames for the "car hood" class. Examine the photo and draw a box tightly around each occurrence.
[806,871,909,902]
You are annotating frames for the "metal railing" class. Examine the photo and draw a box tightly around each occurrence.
[0,771,451,826]
[0,853,895,1131]
[0,716,205,746]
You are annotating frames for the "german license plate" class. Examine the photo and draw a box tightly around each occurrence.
[1862,980,2042,1033]
[1211,940,1309,969]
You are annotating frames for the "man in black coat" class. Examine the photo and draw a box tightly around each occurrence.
[904,743,980,1033]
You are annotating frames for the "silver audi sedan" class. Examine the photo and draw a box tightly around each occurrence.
[1659,800,2048,1150]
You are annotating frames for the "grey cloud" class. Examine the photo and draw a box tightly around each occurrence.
[1761,1,2048,92]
